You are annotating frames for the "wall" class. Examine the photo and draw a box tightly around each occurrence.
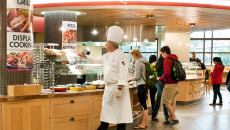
[77,46,102,57]
[165,32,190,62]
[34,33,44,43]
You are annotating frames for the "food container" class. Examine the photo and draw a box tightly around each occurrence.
[96,83,105,89]
[85,86,96,90]
[50,87,68,92]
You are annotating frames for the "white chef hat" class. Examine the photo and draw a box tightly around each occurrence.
[107,26,124,43]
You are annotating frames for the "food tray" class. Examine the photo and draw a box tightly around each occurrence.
[46,55,68,62]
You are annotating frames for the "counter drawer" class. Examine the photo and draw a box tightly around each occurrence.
[50,115,91,130]
[49,97,91,118]
[186,91,193,101]
[92,96,102,114]
[92,113,101,130]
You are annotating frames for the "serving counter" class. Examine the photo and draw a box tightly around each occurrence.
[176,76,206,103]
[0,85,138,130]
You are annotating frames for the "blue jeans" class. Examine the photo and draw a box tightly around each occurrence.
[152,82,169,120]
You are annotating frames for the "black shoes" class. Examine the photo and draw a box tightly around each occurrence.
[167,120,179,126]
[163,120,170,125]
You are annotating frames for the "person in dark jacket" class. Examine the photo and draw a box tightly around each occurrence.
[190,52,199,62]
[209,57,225,106]
[151,54,169,122]
[196,59,209,80]
[159,46,179,126]
[148,55,158,116]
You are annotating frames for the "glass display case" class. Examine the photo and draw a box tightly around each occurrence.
[181,62,205,77]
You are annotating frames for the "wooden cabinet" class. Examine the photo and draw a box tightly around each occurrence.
[177,79,205,102]
[50,115,91,130]
[49,97,91,118]
[0,104,2,130]
[27,100,48,130]
[5,102,27,130]
[5,99,47,130]
[92,113,101,130]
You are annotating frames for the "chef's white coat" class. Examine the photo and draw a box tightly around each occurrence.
[87,49,133,124]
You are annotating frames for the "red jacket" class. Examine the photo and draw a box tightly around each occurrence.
[159,54,179,84]
[210,63,225,84]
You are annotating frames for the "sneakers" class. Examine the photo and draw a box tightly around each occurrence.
[167,120,179,126]
[163,120,170,125]
[152,117,159,122]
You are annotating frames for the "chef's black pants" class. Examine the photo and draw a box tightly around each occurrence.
[97,121,126,130]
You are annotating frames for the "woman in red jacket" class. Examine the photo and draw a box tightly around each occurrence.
[209,57,225,106]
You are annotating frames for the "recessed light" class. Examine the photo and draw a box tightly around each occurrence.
[146,15,154,19]
[189,23,196,27]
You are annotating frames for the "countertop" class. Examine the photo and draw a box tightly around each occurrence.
[0,85,137,102]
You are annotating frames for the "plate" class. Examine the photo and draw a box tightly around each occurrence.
[7,64,33,69]
[50,87,68,92]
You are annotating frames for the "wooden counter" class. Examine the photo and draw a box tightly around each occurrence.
[177,76,206,102]
[0,86,138,130]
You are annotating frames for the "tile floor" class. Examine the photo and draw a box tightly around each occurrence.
[109,86,230,130]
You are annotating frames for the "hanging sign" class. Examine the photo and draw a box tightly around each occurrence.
[62,21,77,49]
[6,0,33,71]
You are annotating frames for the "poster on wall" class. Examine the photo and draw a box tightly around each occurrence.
[7,0,33,71]
[62,21,77,49]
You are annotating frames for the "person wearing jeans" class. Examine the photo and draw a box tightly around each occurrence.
[152,81,169,121]
[209,57,224,106]
[151,54,169,122]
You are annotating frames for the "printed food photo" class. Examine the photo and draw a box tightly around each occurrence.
[62,30,77,43]
[7,50,33,69]
[7,8,33,33]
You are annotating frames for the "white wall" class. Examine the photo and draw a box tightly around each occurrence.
[77,46,102,57]
[164,32,190,62]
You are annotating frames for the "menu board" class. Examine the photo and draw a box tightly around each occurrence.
[62,21,77,49]
[6,0,33,71]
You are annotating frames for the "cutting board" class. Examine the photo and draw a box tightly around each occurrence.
[7,84,41,96]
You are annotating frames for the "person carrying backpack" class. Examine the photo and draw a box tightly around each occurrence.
[159,46,179,126]
[129,49,148,129]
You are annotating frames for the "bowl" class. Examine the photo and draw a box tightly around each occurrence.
[85,86,96,90]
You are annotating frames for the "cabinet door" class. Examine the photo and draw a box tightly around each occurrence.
[92,113,101,130]
[0,104,2,130]
[193,82,199,100]
[6,102,27,130]
[50,115,91,130]
[27,100,47,130]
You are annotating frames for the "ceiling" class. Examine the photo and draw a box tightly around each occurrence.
[34,4,230,33]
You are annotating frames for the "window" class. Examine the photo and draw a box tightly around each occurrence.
[120,39,158,62]
[190,29,230,65]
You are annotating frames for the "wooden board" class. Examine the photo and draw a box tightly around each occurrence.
[7,84,41,96]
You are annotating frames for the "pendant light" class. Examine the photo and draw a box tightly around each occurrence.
[133,25,137,41]
[91,10,98,35]
[123,15,128,39]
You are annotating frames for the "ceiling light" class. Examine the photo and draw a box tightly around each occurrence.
[144,39,148,42]
[59,27,66,31]
[76,12,81,15]
[123,35,128,39]
[189,23,196,27]
[133,38,138,41]
[146,15,154,19]
[178,43,181,45]
[187,43,189,46]
[41,12,45,14]
[91,30,98,35]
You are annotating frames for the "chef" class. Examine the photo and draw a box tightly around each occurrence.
[76,26,133,130]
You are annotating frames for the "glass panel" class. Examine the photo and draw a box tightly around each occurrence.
[204,53,211,65]
[205,40,211,52]
[132,46,139,50]
[213,40,230,52]
[190,31,204,38]
[190,53,203,63]
[205,31,212,38]
[213,29,230,38]
[140,46,157,52]
[212,53,230,65]
[120,46,131,52]
[125,53,131,61]
[142,53,157,62]
[190,40,203,52]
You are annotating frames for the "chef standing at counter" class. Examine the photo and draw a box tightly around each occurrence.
[76,26,133,130]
